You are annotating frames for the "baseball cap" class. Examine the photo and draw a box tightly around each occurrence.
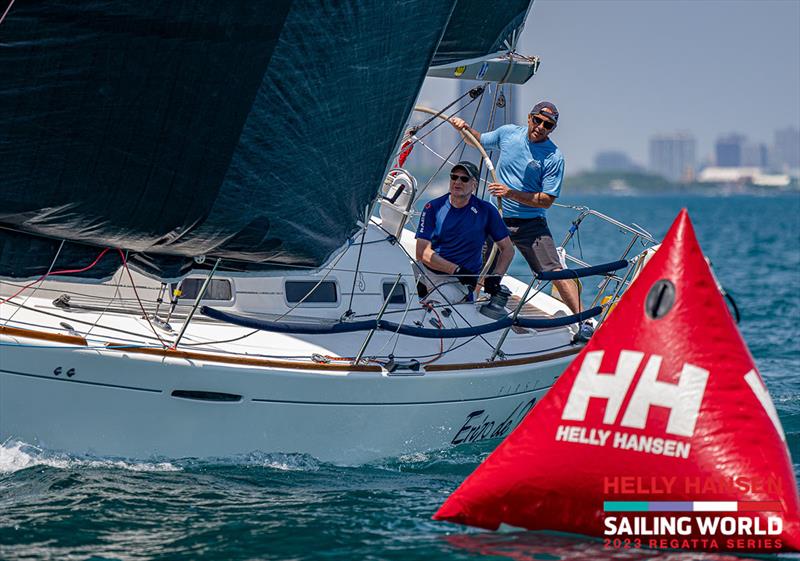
[530,101,559,123]
[452,160,480,180]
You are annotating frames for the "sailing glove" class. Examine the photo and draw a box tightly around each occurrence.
[483,275,502,296]
[453,265,477,290]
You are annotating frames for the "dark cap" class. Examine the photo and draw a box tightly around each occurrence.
[451,160,480,181]
[531,101,559,123]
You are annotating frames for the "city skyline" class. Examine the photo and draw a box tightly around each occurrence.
[416,0,800,173]
[610,125,797,178]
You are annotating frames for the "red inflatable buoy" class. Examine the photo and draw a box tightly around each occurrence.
[435,210,800,553]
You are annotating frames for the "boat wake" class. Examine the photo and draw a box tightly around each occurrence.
[180,451,322,472]
[0,440,334,475]
[0,439,181,475]
[0,438,483,476]
[373,442,492,475]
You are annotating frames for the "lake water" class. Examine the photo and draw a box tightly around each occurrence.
[1,194,798,561]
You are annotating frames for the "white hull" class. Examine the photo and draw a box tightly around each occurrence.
[0,213,649,465]
[1,337,574,464]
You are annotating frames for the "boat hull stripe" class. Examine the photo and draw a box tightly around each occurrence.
[250,385,548,406]
[0,368,162,393]
[1,326,583,372]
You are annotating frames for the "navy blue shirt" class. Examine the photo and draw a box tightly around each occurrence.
[415,194,509,273]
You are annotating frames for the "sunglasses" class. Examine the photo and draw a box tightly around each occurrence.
[450,173,472,183]
[531,115,556,130]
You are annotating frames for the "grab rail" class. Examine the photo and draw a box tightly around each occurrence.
[201,306,602,340]
[536,259,629,280]
[488,257,630,361]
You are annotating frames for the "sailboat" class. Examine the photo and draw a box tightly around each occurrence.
[0,1,656,464]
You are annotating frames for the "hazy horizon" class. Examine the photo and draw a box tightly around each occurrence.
[417,0,800,173]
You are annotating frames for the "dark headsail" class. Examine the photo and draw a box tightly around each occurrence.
[0,1,530,280]
[432,0,531,66]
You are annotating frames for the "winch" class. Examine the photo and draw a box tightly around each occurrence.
[479,286,512,319]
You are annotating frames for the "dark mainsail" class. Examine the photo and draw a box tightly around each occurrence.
[0,0,530,280]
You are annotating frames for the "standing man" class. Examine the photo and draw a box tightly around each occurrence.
[415,161,514,304]
[449,102,584,319]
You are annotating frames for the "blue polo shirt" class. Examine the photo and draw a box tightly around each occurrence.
[415,194,509,273]
[480,125,565,219]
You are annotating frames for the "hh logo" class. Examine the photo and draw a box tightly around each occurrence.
[561,350,709,437]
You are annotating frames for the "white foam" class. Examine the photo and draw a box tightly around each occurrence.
[245,452,320,471]
[0,439,181,474]
[398,452,430,463]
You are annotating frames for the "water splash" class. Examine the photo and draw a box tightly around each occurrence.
[196,451,323,472]
[0,439,180,475]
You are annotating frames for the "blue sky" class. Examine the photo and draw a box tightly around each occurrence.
[419,0,800,173]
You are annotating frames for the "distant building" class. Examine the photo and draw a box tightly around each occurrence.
[594,151,640,172]
[772,127,800,171]
[403,100,457,174]
[715,134,746,167]
[697,167,791,188]
[648,133,696,182]
[741,142,769,168]
[410,126,445,170]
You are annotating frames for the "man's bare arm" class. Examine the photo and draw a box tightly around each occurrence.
[487,182,555,208]
[492,237,515,276]
[416,239,458,273]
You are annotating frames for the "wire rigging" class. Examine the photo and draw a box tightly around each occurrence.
[344,205,372,319]
[0,0,15,26]
[3,239,65,327]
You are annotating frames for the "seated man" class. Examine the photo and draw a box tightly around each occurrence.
[415,161,514,304]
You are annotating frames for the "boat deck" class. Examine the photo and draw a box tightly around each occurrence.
[507,295,556,319]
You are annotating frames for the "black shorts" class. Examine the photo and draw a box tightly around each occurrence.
[503,217,562,273]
